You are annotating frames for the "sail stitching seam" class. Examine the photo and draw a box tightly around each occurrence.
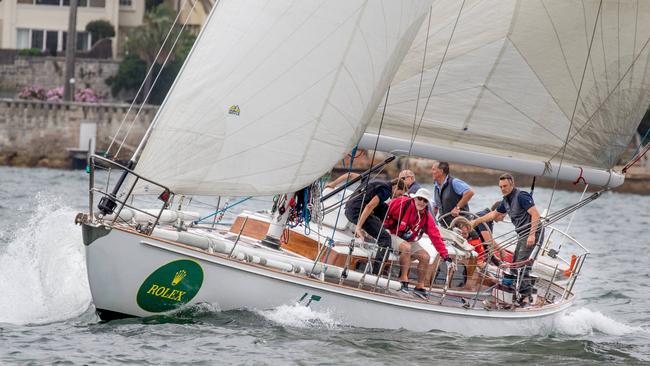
[546,0,604,212]
[548,36,650,164]
[409,0,466,151]
[290,0,371,189]
[458,0,514,139]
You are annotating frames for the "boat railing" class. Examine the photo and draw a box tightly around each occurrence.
[538,224,589,299]
[323,221,589,306]
[87,154,174,234]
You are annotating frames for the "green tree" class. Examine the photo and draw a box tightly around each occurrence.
[106,54,147,100]
[18,48,44,57]
[86,20,116,45]
[122,4,195,104]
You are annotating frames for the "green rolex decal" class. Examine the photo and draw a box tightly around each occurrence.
[137,259,204,312]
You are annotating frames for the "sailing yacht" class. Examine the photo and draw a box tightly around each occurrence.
[76,0,650,336]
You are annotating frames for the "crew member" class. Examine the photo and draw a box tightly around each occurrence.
[384,188,453,299]
[431,161,474,228]
[471,173,542,301]
[330,173,407,274]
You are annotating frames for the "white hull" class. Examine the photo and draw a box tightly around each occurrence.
[85,225,572,336]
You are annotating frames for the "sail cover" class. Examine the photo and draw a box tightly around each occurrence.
[133,0,432,196]
[368,0,650,172]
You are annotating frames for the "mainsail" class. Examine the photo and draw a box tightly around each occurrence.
[365,0,650,187]
[133,0,432,196]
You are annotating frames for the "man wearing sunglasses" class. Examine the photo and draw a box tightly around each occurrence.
[384,188,454,300]
[398,169,421,195]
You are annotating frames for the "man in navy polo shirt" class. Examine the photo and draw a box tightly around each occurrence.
[471,174,542,300]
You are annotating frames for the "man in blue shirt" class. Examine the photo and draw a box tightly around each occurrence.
[471,173,542,302]
[398,169,421,194]
[431,161,474,228]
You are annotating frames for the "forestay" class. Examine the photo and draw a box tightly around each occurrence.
[366,0,650,185]
[132,0,432,196]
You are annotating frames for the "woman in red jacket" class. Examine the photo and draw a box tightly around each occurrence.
[384,188,453,299]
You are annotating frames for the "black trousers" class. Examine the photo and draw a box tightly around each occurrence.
[345,203,391,274]
[513,229,544,295]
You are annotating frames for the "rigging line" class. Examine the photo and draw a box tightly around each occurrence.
[350,86,392,262]
[623,138,650,173]
[328,146,359,239]
[546,19,650,163]
[545,0,603,216]
[105,0,191,158]
[114,0,200,160]
[490,199,592,254]
[321,165,391,216]
[408,9,433,145]
[287,0,371,190]
[193,196,252,224]
[408,0,466,156]
[564,183,589,241]
[489,190,602,243]
[633,127,650,156]
[362,85,392,188]
[629,0,639,92]
[322,146,359,267]
[491,196,602,255]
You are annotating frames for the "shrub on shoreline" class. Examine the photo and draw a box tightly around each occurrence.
[18,85,101,103]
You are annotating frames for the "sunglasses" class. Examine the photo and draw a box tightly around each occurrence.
[415,197,428,203]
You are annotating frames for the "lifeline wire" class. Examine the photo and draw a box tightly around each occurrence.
[105,0,194,158]
[115,0,200,160]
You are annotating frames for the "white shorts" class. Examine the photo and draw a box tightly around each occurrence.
[390,234,425,255]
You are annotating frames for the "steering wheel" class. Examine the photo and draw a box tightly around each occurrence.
[437,210,478,229]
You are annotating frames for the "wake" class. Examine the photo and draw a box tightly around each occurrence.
[258,303,340,329]
[0,194,92,325]
[554,308,644,336]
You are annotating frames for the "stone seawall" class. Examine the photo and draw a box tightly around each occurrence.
[0,97,647,194]
[0,98,155,168]
[0,56,119,99]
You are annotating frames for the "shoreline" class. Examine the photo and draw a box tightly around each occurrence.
[5,159,647,195]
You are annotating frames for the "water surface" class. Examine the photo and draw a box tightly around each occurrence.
[1,167,649,365]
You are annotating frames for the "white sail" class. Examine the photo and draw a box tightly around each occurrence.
[133,0,432,196]
[367,0,650,186]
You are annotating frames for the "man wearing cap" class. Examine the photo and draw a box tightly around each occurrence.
[384,188,454,299]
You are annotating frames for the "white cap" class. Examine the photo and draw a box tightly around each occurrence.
[410,188,432,203]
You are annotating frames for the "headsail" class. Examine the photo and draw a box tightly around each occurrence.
[133,0,432,196]
[365,0,650,187]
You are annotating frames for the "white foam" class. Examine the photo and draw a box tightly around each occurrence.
[555,308,643,336]
[170,302,222,317]
[258,303,340,329]
[0,194,92,325]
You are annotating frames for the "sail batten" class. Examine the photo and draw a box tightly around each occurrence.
[133,0,432,196]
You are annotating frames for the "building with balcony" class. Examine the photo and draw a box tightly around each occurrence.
[0,0,145,58]
[162,0,213,34]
